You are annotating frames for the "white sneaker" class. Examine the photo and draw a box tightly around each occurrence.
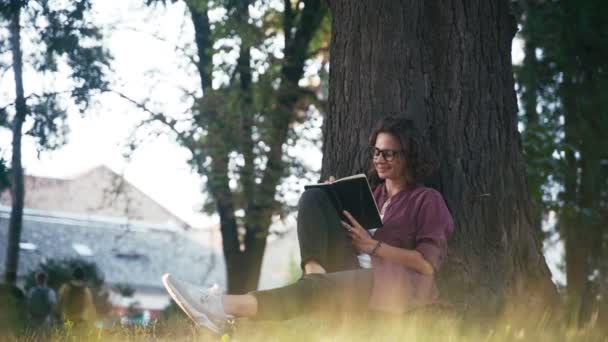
[162,273,231,334]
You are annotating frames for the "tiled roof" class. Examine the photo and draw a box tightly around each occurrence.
[0,207,224,291]
[1,165,192,229]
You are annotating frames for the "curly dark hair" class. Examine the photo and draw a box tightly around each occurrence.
[367,116,439,185]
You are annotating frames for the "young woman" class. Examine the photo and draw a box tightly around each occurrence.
[162,116,455,334]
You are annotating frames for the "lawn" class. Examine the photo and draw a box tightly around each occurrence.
[2,309,607,342]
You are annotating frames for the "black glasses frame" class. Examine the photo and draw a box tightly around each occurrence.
[370,147,401,162]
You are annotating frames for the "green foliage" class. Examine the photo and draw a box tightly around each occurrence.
[307,8,331,58]
[26,93,71,150]
[0,283,27,334]
[515,0,608,203]
[159,0,329,213]
[140,0,328,290]
[137,0,329,292]
[1,0,112,292]
[514,0,608,322]
[0,0,111,151]
[286,252,302,284]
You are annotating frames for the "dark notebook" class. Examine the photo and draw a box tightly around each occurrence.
[304,174,382,230]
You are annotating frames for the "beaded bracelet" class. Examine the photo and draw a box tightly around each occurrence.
[370,240,382,256]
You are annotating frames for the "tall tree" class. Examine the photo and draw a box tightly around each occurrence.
[322,0,558,314]
[514,0,608,322]
[142,0,329,293]
[0,0,111,284]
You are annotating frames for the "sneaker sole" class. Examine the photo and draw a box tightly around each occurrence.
[161,274,221,334]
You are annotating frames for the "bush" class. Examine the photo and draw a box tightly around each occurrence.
[0,283,27,334]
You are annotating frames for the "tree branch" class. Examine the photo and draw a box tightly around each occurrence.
[283,0,294,42]
[253,0,326,225]
[187,2,213,91]
[110,90,200,155]
[0,88,105,117]
[0,63,12,82]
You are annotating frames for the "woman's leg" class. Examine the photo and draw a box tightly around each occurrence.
[231,269,373,320]
[297,188,360,273]
[223,293,258,318]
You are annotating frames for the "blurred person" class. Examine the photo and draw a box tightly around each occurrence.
[163,117,454,334]
[58,267,96,326]
[26,272,57,328]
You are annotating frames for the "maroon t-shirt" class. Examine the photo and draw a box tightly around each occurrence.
[368,183,454,313]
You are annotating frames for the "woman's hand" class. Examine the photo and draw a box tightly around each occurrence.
[324,176,336,184]
[343,212,435,275]
[341,210,376,254]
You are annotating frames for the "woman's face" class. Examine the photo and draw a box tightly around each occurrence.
[373,132,406,181]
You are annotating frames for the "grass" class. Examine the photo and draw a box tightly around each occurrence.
[1,309,607,342]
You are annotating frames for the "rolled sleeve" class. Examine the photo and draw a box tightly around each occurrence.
[414,190,454,272]
[415,240,444,271]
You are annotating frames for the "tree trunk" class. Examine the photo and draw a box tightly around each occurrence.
[4,0,26,285]
[323,0,558,314]
[187,0,325,293]
[561,79,587,313]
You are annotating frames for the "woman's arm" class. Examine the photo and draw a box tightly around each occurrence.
[341,211,435,275]
[370,241,434,275]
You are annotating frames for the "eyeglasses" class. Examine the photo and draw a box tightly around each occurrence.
[370,147,401,162]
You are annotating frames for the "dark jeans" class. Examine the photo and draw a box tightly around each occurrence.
[252,188,374,320]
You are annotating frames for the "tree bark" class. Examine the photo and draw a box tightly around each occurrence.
[323,0,558,314]
[4,0,26,285]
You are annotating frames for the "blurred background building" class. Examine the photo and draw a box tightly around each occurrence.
[0,165,299,322]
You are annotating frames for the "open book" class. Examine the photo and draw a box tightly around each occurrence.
[304,174,382,230]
